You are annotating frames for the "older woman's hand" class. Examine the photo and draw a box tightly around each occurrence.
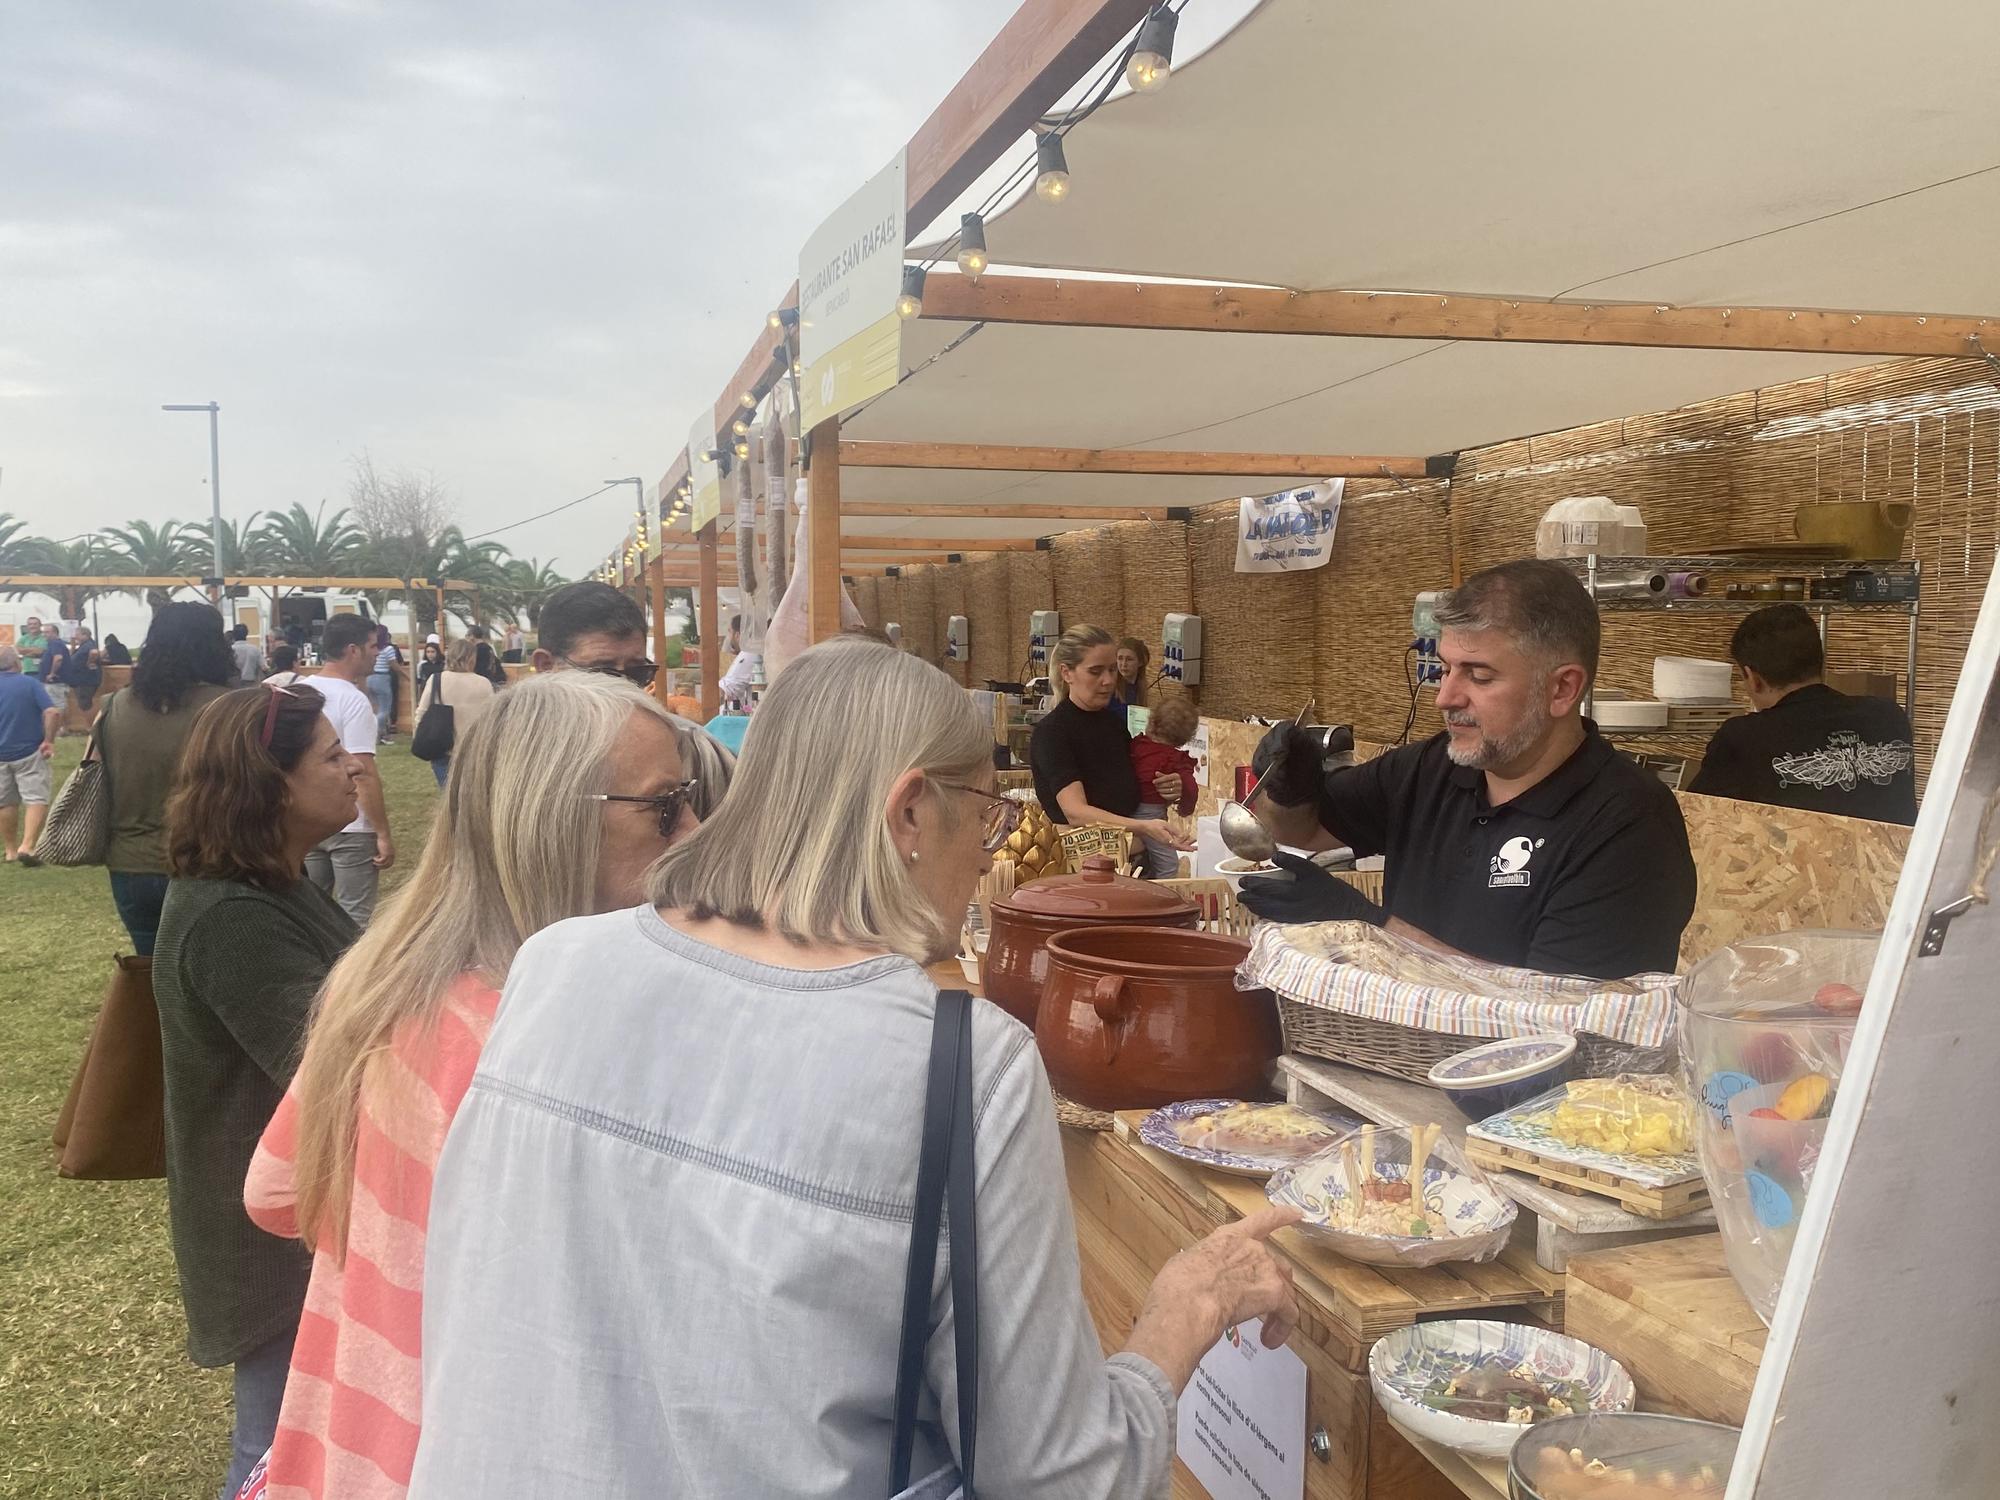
[1122,1205,1302,1391]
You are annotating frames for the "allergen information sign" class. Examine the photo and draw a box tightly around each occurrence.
[1175,1318,1308,1500]
[798,150,906,430]
[1235,479,1344,573]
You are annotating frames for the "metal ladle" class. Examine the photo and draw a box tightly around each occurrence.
[1218,697,1314,864]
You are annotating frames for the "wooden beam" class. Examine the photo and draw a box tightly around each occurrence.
[904,0,1154,234]
[698,523,720,717]
[0,574,473,590]
[837,440,1432,479]
[918,272,2000,359]
[649,556,668,706]
[834,502,1179,520]
[807,417,843,644]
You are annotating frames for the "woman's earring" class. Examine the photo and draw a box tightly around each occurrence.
[908,848,920,864]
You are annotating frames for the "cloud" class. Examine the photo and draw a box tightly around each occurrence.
[0,0,1012,579]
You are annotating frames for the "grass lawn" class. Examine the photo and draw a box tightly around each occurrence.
[0,733,439,1498]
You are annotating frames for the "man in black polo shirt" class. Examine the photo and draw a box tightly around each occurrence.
[1685,604,1916,824]
[1239,559,1695,978]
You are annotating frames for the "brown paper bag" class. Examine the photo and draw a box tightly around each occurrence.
[52,955,166,1181]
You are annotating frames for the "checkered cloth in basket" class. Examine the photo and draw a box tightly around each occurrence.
[1240,921,1680,1049]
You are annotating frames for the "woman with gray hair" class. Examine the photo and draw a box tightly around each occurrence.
[411,637,1300,1499]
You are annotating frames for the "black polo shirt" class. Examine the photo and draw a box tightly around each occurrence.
[1030,699,1139,824]
[1685,684,1916,825]
[1319,727,1695,979]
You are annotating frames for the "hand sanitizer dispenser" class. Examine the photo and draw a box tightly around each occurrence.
[945,615,969,661]
[1028,610,1062,671]
[1162,613,1202,686]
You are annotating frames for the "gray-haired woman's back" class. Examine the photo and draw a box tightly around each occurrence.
[409,905,1176,1498]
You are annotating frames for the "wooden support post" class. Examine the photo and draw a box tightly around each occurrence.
[434,586,446,642]
[807,417,842,644]
[649,555,668,706]
[698,521,720,717]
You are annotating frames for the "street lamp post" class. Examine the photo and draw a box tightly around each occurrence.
[163,402,222,602]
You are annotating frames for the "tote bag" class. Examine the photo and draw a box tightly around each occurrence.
[37,694,113,866]
[410,674,456,763]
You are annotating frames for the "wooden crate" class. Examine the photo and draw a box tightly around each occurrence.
[1462,1140,1710,1221]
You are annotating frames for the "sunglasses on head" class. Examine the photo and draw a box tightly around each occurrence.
[561,654,660,689]
[585,780,700,837]
[260,683,306,750]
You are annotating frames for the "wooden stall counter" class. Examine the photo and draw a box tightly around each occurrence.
[1065,1113,1565,1500]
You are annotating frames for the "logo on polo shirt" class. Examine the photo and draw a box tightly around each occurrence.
[1489,835,1544,889]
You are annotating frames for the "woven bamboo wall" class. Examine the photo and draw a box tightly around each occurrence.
[965,553,1012,685]
[1187,504,1316,719]
[852,575,879,628]
[900,567,938,663]
[1315,477,1455,745]
[874,574,903,643]
[1117,519,1194,677]
[932,563,970,686]
[1007,550,1056,675]
[1048,529,1126,639]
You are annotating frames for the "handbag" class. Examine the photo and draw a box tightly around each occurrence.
[37,693,113,867]
[52,954,166,1180]
[410,672,456,762]
[889,989,979,1500]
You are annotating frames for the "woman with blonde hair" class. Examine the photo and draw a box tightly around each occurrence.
[411,637,1297,1498]
[1029,624,1193,858]
[241,672,697,1500]
[411,637,495,788]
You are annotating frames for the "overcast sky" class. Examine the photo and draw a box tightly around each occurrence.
[2,0,1026,595]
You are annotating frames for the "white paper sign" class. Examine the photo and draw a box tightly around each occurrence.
[1175,1319,1308,1500]
[798,150,906,429]
[1190,720,1211,788]
[1235,480,1344,573]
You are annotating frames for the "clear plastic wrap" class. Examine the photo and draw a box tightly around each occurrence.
[1524,1074,1694,1158]
[1510,1412,1739,1498]
[1677,929,1874,1325]
[1265,1122,1516,1268]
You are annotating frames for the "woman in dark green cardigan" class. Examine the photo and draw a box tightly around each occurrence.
[153,683,364,1500]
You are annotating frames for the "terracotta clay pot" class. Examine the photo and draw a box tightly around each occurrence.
[982,855,1200,1028]
[1036,925,1282,1112]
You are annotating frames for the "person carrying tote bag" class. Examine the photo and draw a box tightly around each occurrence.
[412,640,494,786]
[35,697,112,867]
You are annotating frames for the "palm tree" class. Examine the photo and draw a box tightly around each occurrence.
[192,511,274,576]
[6,535,118,619]
[496,556,565,627]
[359,526,512,635]
[102,519,203,611]
[0,513,29,568]
[256,501,365,577]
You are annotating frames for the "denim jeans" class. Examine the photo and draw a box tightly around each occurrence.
[220,1324,296,1500]
[108,870,171,957]
[367,671,395,740]
[430,755,450,789]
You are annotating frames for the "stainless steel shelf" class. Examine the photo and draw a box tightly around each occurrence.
[1553,554,1918,575]
[1594,597,1918,614]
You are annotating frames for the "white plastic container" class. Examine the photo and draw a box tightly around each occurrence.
[1536,496,1627,558]
[1653,655,1733,702]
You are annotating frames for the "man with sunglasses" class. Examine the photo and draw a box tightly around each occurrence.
[532,582,734,819]
[303,612,394,923]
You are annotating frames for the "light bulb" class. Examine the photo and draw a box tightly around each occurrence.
[767,311,783,330]
[897,264,926,319]
[791,358,803,376]
[738,391,757,411]
[1034,132,1070,203]
[733,439,750,458]
[956,211,989,276]
[1125,7,1177,93]
[731,417,749,436]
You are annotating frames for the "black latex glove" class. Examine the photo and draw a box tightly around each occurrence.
[1249,724,1328,808]
[1237,851,1386,926]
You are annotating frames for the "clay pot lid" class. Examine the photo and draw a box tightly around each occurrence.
[993,854,1198,922]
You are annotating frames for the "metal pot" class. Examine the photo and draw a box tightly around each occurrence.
[981,855,1200,1028]
[1793,500,1914,560]
[1035,925,1282,1111]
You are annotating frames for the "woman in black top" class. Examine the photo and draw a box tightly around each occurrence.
[1029,625,1193,856]
[153,684,364,1499]
[101,634,132,666]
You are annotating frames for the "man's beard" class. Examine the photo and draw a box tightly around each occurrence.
[1444,703,1550,770]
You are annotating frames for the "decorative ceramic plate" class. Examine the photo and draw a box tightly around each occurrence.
[1369,1320,1636,1459]
[1266,1131,1517,1268]
[1137,1099,1362,1178]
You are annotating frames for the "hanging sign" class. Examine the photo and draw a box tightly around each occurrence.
[1235,480,1344,573]
[688,416,723,533]
[1175,1318,1308,1500]
[798,150,906,430]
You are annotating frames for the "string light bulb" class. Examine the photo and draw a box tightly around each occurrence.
[731,416,749,436]
[737,391,757,411]
[956,212,988,275]
[1126,6,1178,92]
[1034,132,1072,203]
[897,264,927,319]
[733,437,751,459]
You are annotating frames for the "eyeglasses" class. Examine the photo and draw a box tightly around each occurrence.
[560,654,660,689]
[260,683,306,750]
[930,779,1023,853]
[585,781,700,837]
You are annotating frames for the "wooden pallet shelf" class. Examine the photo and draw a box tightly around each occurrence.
[1463,1140,1710,1222]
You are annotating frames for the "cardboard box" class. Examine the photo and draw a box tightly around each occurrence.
[1826,670,1899,702]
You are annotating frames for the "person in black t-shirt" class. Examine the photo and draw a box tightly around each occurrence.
[1241,560,1695,979]
[1029,624,1194,858]
[1686,605,1916,825]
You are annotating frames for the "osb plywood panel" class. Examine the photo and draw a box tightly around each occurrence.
[1316,479,1454,746]
[1675,792,1910,969]
[1189,503,1318,720]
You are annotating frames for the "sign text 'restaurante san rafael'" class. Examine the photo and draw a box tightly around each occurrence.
[803,213,899,307]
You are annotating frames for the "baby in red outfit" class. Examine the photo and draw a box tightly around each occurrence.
[1129,695,1200,878]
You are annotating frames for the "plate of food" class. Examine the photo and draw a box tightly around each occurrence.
[1509,1412,1739,1497]
[1368,1320,1634,1459]
[1265,1122,1517,1267]
[1137,1099,1363,1177]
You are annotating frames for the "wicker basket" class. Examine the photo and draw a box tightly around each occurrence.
[1279,1002,1666,1086]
